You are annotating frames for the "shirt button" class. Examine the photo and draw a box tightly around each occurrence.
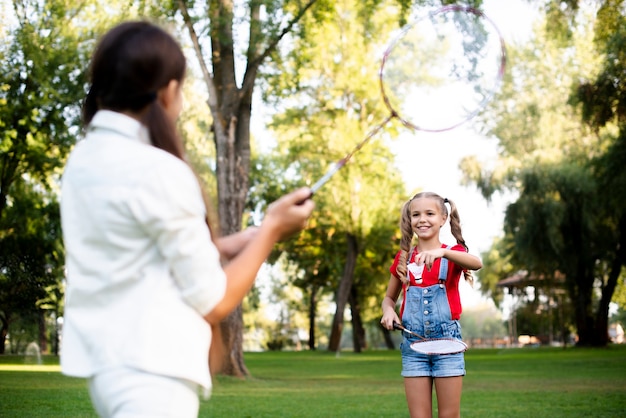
[425,321,430,325]
[423,289,428,294]
[424,300,429,305]
[424,310,429,315]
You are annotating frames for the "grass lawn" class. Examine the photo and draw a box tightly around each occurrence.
[1,345,625,417]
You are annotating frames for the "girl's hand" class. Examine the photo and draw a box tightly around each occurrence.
[415,248,446,271]
[380,307,401,331]
[263,188,315,241]
[216,227,259,259]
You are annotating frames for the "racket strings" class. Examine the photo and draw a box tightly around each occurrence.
[307,6,505,193]
[411,338,468,355]
[394,322,468,355]
[380,6,505,132]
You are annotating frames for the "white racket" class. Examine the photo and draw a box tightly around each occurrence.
[393,322,468,355]
[308,5,506,193]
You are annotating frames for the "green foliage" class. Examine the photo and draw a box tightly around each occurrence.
[253,0,411,349]
[575,18,626,126]
[474,237,515,306]
[460,2,626,345]
[460,305,507,342]
[0,182,64,353]
[505,163,599,272]
[0,1,89,203]
[0,0,156,354]
[613,267,626,310]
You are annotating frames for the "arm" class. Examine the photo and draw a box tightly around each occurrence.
[380,274,403,330]
[215,227,258,260]
[204,188,314,324]
[443,248,482,270]
[415,247,482,272]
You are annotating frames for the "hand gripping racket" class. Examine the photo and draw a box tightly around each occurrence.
[309,5,506,194]
[393,321,468,355]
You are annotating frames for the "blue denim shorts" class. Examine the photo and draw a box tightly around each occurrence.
[400,284,466,378]
[399,322,466,377]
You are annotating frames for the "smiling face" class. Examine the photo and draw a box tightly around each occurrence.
[408,196,447,241]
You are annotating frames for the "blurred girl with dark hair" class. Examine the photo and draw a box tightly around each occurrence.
[61,21,314,417]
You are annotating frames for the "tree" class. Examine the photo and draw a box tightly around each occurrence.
[171,0,337,376]
[462,1,626,346]
[257,0,411,352]
[173,0,488,368]
[0,184,63,353]
[0,0,97,354]
[573,0,626,345]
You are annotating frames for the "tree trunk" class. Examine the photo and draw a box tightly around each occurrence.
[308,285,318,350]
[381,325,395,349]
[328,233,358,352]
[52,312,60,356]
[212,110,252,376]
[38,310,47,354]
[593,215,626,346]
[0,316,7,354]
[571,274,594,346]
[178,0,320,376]
[349,284,366,353]
[218,305,248,377]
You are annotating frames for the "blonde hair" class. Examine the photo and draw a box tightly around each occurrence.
[397,192,473,286]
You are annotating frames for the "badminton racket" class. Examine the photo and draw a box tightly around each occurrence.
[309,5,506,194]
[393,321,468,355]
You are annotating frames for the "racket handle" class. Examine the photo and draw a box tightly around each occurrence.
[310,159,347,194]
[296,190,314,205]
[393,322,425,340]
[297,159,347,205]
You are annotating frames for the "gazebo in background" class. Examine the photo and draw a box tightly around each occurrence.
[497,271,569,347]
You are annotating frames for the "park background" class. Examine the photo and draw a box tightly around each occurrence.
[1,1,625,413]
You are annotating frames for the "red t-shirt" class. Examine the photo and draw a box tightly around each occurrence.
[389,243,466,320]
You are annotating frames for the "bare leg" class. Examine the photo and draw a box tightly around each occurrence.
[405,377,434,418]
[434,376,463,418]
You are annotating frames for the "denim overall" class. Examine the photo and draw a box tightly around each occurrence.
[399,247,466,377]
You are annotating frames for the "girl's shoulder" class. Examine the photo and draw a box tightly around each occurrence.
[444,243,467,252]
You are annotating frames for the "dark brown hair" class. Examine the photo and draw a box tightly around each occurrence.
[83,21,186,159]
[83,21,220,233]
[397,192,473,286]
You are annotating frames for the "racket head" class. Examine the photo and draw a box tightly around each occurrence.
[409,338,468,355]
[380,5,506,132]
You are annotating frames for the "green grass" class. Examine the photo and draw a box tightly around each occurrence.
[1,346,625,417]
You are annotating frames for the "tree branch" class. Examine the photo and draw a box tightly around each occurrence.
[241,0,319,95]
[177,0,219,110]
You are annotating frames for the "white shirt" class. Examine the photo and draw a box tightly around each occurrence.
[60,110,226,390]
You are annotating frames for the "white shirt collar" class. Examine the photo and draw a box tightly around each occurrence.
[88,110,151,145]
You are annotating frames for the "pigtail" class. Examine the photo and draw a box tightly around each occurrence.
[445,198,474,287]
[396,200,414,280]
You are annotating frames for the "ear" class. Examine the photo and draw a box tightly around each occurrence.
[158,79,180,110]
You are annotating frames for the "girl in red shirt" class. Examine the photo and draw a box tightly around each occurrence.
[381,192,482,418]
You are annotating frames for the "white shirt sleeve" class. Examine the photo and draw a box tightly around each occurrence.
[130,156,226,316]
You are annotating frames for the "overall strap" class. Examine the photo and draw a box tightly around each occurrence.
[438,245,452,282]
